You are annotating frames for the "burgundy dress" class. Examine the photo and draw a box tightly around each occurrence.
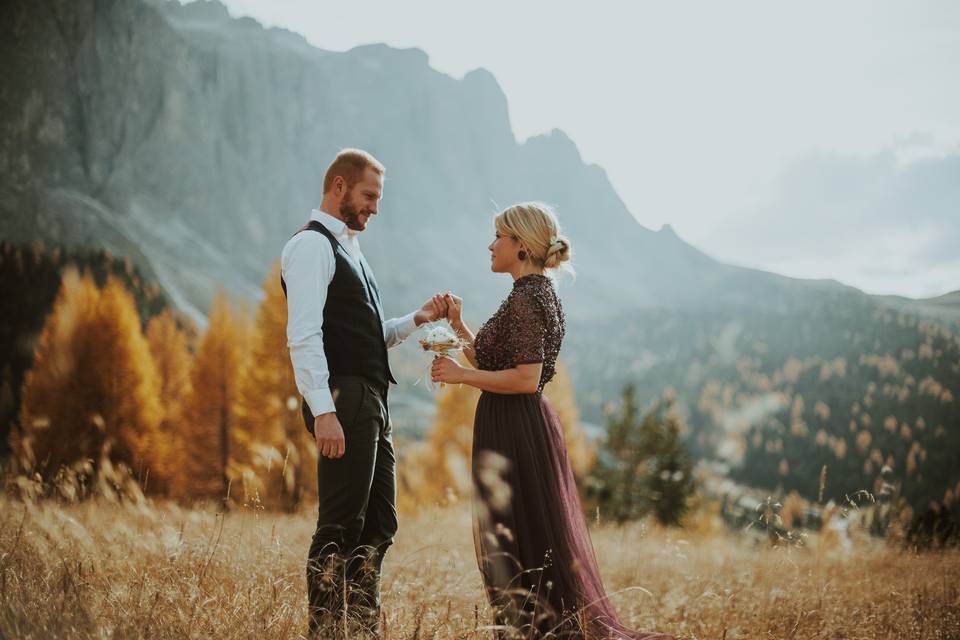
[471,274,674,639]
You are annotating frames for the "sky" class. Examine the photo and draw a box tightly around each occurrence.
[215,0,960,298]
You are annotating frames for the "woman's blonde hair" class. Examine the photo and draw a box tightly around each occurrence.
[494,202,574,276]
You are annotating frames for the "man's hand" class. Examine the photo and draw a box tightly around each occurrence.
[314,412,345,459]
[414,293,449,326]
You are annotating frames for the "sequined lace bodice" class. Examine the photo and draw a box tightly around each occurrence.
[474,274,565,393]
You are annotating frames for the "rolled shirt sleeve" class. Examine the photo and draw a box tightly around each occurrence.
[383,310,419,349]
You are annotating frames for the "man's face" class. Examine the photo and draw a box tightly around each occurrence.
[339,168,383,232]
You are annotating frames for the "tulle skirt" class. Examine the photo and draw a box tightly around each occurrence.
[471,391,674,639]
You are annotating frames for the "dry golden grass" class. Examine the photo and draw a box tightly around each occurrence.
[1,496,958,640]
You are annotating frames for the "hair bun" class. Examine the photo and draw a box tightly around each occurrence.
[544,236,571,269]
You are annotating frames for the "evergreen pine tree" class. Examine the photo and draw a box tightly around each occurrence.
[643,401,695,526]
[592,384,695,526]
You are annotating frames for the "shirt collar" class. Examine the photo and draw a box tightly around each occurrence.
[310,208,357,238]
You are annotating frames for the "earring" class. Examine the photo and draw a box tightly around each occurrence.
[518,250,527,261]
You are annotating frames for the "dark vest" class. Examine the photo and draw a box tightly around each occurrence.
[281,220,396,389]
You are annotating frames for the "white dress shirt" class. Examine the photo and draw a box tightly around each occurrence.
[281,209,419,417]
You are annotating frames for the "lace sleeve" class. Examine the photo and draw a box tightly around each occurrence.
[503,290,546,367]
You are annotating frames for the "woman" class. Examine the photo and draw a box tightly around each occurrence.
[431,203,673,639]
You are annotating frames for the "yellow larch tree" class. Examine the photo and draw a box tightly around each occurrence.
[234,261,317,511]
[145,308,195,496]
[180,293,248,504]
[16,270,166,490]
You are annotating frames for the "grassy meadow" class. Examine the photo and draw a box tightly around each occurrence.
[1,494,958,640]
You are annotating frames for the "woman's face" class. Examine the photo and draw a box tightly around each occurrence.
[488,230,522,273]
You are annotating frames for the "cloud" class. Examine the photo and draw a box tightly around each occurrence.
[704,140,960,298]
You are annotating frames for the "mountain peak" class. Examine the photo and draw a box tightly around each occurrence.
[463,67,498,87]
[926,289,960,305]
[153,0,232,23]
[347,43,430,67]
[523,128,583,163]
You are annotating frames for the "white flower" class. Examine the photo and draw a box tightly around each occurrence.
[419,324,463,352]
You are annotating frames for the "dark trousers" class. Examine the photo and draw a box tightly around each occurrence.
[303,376,397,638]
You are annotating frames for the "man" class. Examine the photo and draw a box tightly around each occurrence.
[281,149,448,636]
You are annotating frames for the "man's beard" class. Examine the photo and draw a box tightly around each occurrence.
[339,194,368,231]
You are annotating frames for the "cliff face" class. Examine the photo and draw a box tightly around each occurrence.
[1,0,851,326]
[6,1,960,500]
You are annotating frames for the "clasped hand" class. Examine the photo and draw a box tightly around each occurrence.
[316,292,464,458]
[416,291,463,326]
[415,294,447,325]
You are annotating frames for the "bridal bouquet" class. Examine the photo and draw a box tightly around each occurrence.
[418,324,467,389]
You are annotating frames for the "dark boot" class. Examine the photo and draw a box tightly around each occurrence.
[345,545,383,636]
[307,544,347,639]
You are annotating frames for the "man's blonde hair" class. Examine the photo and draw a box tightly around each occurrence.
[323,149,385,193]
[494,202,574,276]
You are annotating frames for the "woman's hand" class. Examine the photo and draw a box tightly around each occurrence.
[431,355,465,384]
[444,292,463,326]
[415,293,448,326]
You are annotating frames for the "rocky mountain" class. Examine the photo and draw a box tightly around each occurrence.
[876,291,960,327]
[3,0,957,509]
[1,0,860,327]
